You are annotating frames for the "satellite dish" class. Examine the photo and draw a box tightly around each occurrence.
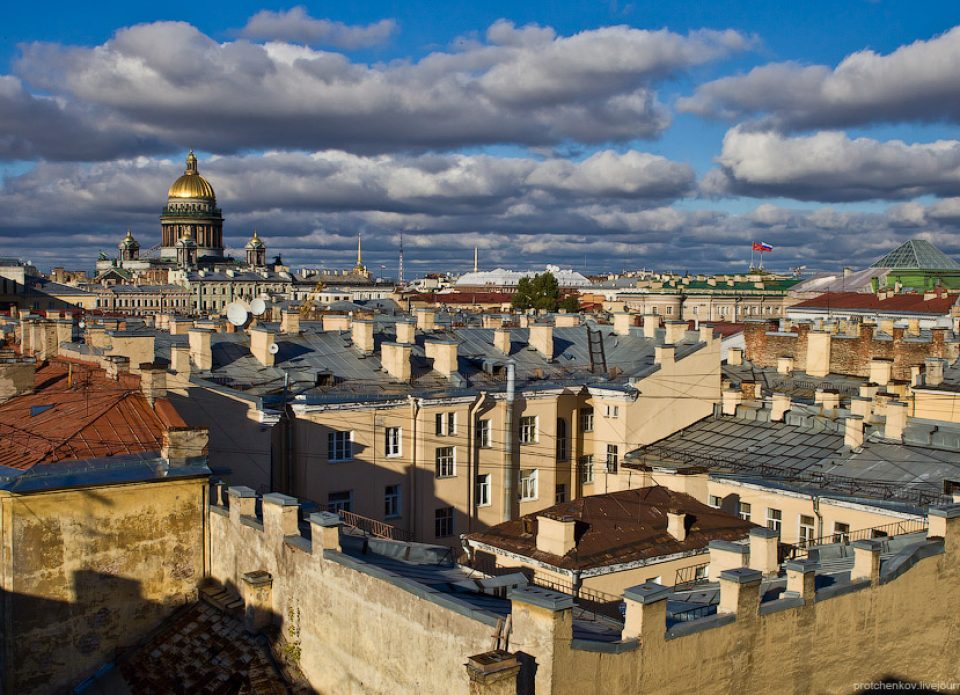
[250,298,267,316]
[226,302,250,327]
[78,320,86,330]
[268,342,279,355]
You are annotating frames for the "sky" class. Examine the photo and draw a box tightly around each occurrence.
[3,1,960,276]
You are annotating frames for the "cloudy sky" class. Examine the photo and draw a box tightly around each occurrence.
[3,1,960,275]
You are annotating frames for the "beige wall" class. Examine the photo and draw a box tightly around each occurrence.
[913,388,960,423]
[0,477,208,694]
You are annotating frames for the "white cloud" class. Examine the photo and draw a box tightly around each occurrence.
[680,25,960,130]
[706,128,960,201]
[239,7,397,49]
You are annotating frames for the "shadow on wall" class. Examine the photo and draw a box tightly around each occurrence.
[4,571,167,694]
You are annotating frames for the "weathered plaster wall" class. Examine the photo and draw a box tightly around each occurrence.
[0,477,207,694]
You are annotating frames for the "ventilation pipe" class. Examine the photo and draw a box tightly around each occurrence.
[502,360,517,522]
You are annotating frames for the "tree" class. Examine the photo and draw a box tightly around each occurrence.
[511,272,574,312]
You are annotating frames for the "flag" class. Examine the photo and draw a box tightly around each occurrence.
[752,241,774,252]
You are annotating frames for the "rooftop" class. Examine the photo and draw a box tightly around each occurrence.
[790,291,957,316]
[0,359,185,470]
[871,239,960,270]
[466,486,755,572]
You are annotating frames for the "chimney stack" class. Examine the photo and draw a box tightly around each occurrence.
[280,309,301,335]
[528,324,554,360]
[0,356,36,404]
[249,327,277,367]
[612,312,633,336]
[162,426,209,465]
[925,357,945,387]
[352,320,375,354]
[493,328,512,354]
[381,342,412,382]
[395,321,416,345]
[188,328,213,371]
[138,363,168,407]
[535,516,577,556]
[424,338,458,377]
[666,509,687,542]
[727,347,743,366]
[844,416,864,449]
[416,308,436,332]
[884,401,908,441]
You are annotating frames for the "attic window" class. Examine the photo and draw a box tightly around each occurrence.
[30,404,54,417]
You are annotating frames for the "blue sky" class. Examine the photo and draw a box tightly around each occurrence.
[2,1,960,274]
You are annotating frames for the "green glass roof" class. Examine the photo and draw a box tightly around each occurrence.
[871,239,960,270]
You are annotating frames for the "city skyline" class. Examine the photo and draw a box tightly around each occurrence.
[3,2,960,273]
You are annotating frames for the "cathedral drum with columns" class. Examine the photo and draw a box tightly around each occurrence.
[160,151,224,261]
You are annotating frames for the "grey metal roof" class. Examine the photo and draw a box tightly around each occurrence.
[627,413,960,509]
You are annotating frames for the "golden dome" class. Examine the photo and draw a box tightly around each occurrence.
[167,150,216,200]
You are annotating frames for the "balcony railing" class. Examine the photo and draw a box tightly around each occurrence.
[786,518,928,560]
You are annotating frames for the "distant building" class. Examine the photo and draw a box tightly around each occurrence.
[455,265,590,293]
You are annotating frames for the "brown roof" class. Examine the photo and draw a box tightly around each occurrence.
[467,486,755,572]
[792,291,957,315]
[0,359,184,470]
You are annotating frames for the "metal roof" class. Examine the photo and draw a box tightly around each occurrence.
[871,239,960,270]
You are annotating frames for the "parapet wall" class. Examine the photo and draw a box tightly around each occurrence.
[744,320,957,381]
[208,486,496,695]
[209,488,960,695]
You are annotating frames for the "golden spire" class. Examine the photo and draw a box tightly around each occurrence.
[357,233,363,266]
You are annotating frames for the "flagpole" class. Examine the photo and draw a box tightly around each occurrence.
[750,245,755,271]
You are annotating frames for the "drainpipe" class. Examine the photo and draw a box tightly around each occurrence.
[408,396,421,542]
[467,392,488,533]
[502,361,517,522]
[812,495,823,541]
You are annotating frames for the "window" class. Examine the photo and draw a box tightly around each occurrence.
[327,431,352,462]
[435,411,457,436]
[384,485,401,518]
[692,305,699,315]
[579,455,594,485]
[799,515,815,547]
[580,408,594,432]
[694,565,708,581]
[767,508,782,536]
[604,404,620,419]
[556,484,567,504]
[328,490,352,513]
[665,306,673,315]
[435,446,456,477]
[435,507,454,538]
[519,416,538,444]
[520,469,538,500]
[708,495,721,508]
[385,427,402,457]
[475,474,491,507]
[606,445,619,473]
[556,418,568,461]
[738,502,752,522]
[833,522,850,544]
[477,419,492,448]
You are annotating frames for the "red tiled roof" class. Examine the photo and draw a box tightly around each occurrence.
[0,360,174,470]
[792,291,957,315]
[467,486,754,571]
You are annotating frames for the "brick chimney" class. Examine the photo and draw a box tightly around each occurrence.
[727,347,743,366]
[535,516,577,556]
[425,339,458,377]
[416,308,436,331]
[869,358,893,386]
[0,356,36,404]
[776,356,794,375]
[188,328,213,371]
[493,328,511,354]
[250,327,277,367]
[162,426,209,465]
[884,401,907,441]
[664,320,688,345]
[528,324,554,360]
[666,509,687,542]
[612,312,633,336]
[925,357,945,387]
[381,342,412,382]
[395,321,416,345]
[770,393,791,422]
[642,315,659,339]
[139,363,167,407]
[352,320,374,354]
[844,416,864,449]
[280,309,300,335]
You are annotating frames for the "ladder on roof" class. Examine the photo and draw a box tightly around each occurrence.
[587,327,607,374]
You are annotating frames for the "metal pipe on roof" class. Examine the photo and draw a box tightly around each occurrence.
[502,361,516,523]
[467,391,488,533]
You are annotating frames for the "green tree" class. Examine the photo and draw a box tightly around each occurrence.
[511,272,574,312]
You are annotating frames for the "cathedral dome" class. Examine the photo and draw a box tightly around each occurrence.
[167,151,216,201]
[245,231,265,250]
[118,229,139,250]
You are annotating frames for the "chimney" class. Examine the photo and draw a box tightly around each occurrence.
[699,324,715,344]
[612,312,633,336]
[0,356,36,403]
[777,356,794,375]
[280,309,300,335]
[322,315,351,332]
[878,318,895,335]
[666,509,687,542]
[535,516,577,556]
[664,320,688,345]
[642,315,659,339]
[54,319,73,348]
[727,347,743,366]
[869,358,892,386]
[770,393,790,422]
[482,315,504,329]
[805,331,831,377]
[85,325,108,349]
[416,308,436,331]
[850,396,872,419]
[748,527,780,575]
[381,342,412,382]
[395,321,416,345]
[168,318,193,336]
[925,357,945,387]
[424,338,458,377]
[102,355,130,381]
[528,324,554,360]
[815,388,840,411]
[250,327,277,367]
[352,320,374,354]
[493,328,512,354]
[162,426,209,465]
[884,400,907,441]
[722,388,742,416]
[910,364,923,387]
[188,328,213,371]
[844,416,864,449]
[555,314,580,328]
[654,345,675,367]
[139,363,167,407]
[170,345,191,376]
